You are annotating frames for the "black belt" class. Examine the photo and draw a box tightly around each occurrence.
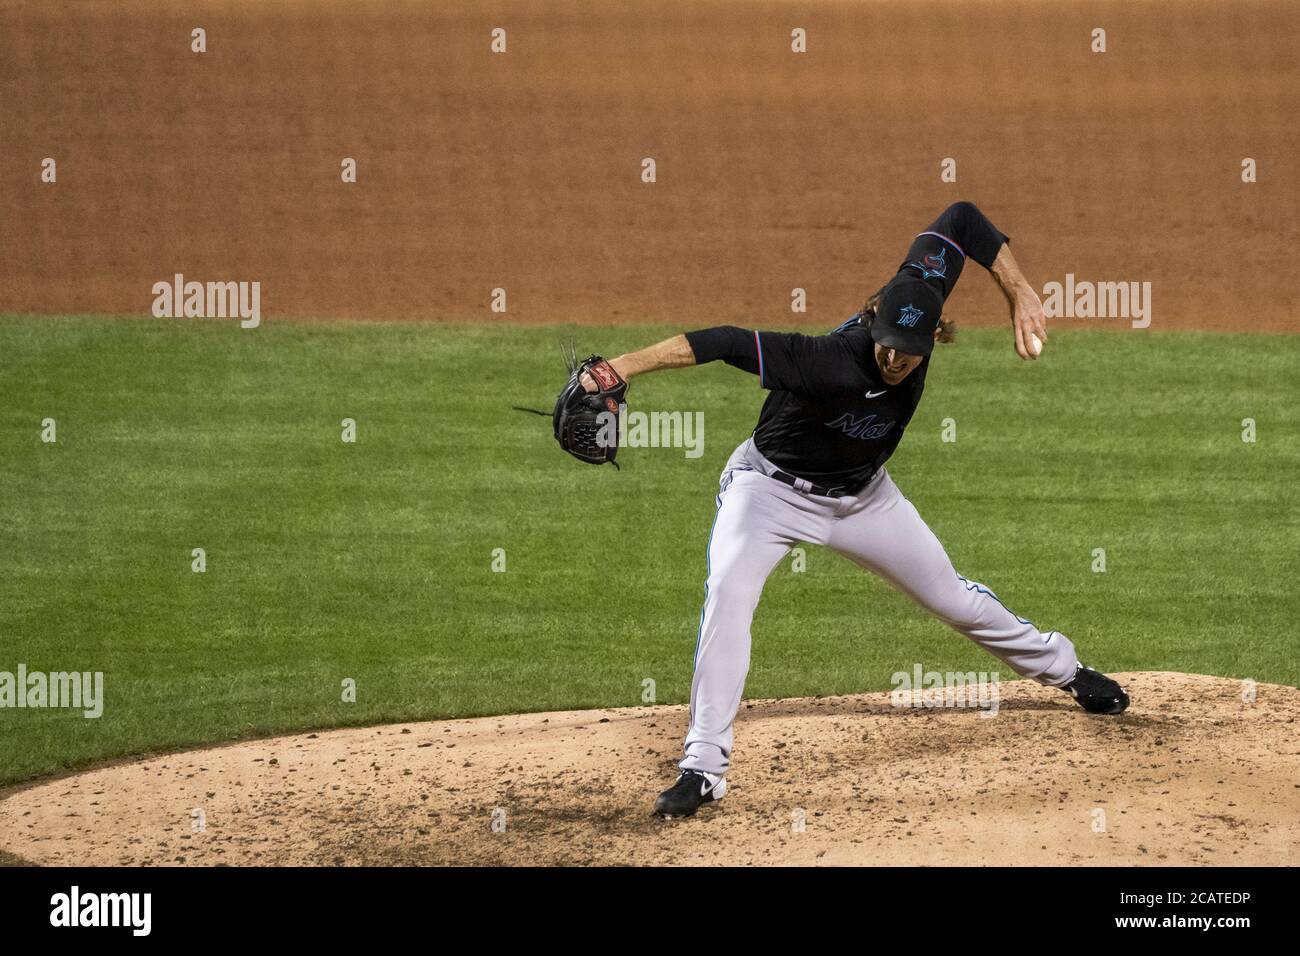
[769,469,851,498]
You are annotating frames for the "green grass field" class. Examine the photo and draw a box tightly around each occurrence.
[1,315,1296,786]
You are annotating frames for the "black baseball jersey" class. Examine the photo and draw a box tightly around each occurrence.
[685,202,1009,492]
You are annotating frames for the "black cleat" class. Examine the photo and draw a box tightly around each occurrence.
[1064,665,1130,714]
[653,770,726,818]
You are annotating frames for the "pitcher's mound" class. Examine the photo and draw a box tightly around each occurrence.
[2,672,1296,866]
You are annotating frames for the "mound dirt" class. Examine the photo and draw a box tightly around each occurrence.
[1,672,1295,866]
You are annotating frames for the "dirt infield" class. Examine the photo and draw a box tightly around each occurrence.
[2,0,1298,331]
[1,672,1295,866]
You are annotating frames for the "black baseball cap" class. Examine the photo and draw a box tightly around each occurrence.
[870,273,945,357]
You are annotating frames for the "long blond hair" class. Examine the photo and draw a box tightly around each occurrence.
[862,288,956,344]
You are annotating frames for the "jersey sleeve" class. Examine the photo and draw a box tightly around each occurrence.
[684,326,760,375]
[916,201,1008,269]
[897,201,1008,300]
[685,325,861,395]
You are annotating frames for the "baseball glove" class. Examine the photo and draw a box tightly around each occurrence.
[551,353,629,466]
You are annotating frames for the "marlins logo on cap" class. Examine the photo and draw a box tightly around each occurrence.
[897,304,925,328]
[870,273,945,357]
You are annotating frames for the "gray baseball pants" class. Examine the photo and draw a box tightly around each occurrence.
[679,438,1080,776]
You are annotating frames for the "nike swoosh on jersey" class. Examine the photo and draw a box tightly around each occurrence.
[864,390,887,398]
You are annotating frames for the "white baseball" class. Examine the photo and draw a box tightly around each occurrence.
[1029,333,1043,356]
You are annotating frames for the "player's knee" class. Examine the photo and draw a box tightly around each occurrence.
[705,566,764,612]
[928,603,971,630]
[916,586,983,630]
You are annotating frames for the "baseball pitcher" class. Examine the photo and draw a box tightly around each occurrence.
[555,202,1130,819]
